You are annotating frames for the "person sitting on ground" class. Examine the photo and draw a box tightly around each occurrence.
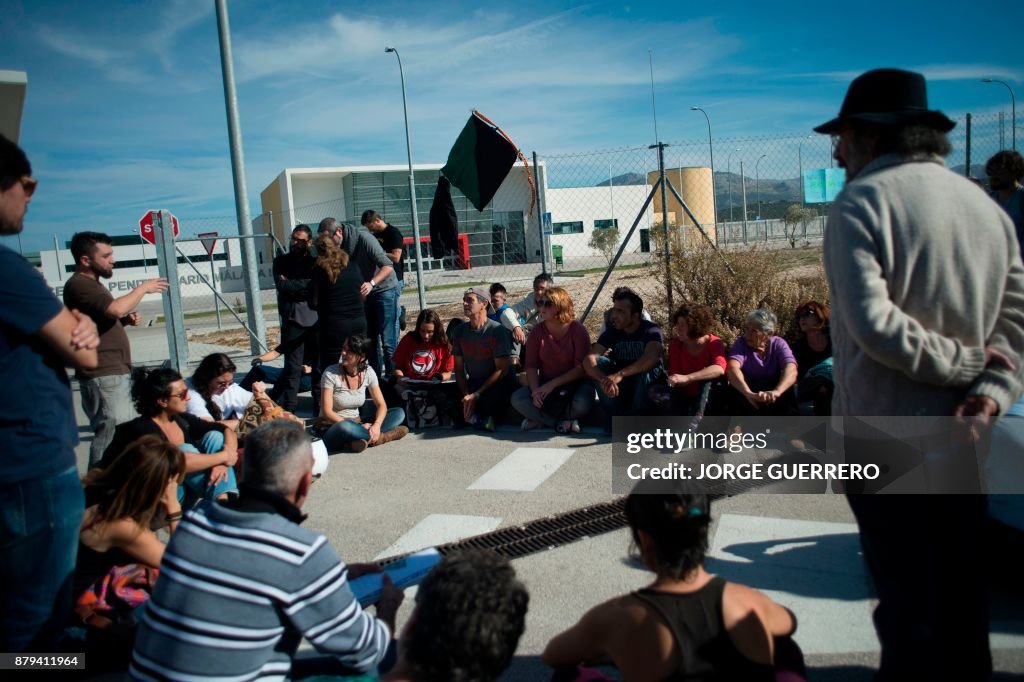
[584,288,664,429]
[511,286,594,434]
[721,308,798,416]
[452,287,517,431]
[74,436,185,658]
[390,309,457,428]
[488,282,525,367]
[245,346,313,394]
[186,353,305,437]
[598,286,653,336]
[790,301,833,416]
[382,549,529,682]
[131,421,403,681]
[659,303,726,418]
[508,272,554,341]
[317,334,408,453]
[102,368,239,502]
[543,489,803,681]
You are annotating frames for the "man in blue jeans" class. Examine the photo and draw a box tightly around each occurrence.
[0,134,100,651]
[584,287,664,433]
[318,217,398,377]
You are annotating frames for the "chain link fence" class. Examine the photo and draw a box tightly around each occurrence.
[11,112,1013,357]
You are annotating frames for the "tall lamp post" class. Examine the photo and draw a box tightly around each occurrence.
[385,46,427,312]
[982,78,1016,151]
[755,154,767,220]
[726,147,740,223]
[690,107,717,231]
[797,135,812,207]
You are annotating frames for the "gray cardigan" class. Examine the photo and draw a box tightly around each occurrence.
[823,153,1024,418]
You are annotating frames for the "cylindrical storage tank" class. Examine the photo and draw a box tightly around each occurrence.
[646,166,716,245]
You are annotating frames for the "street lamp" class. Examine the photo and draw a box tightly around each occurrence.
[690,107,717,230]
[385,46,426,311]
[982,78,1016,151]
[797,135,812,207]
[726,148,740,223]
[755,154,767,220]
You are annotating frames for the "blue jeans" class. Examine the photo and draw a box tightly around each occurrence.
[80,373,135,468]
[593,356,659,426]
[0,464,84,651]
[367,287,400,377]
[323,406,406,452]
[180,431,238,501]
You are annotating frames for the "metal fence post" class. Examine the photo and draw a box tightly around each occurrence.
[965,113,972,178]
[155,210,188,371]
[533,151,547,275]
[652,142,673,311]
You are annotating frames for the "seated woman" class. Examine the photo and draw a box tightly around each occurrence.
[543,489,802,681]
[391,309,457,428]
[74,436,185,642]
[186,352,303,436]
[511,286,594,434]
[662,303,727,417]
[721,308,798,416]
[317,334,408,453]
[102,367,239,502]
[790,301,833,416]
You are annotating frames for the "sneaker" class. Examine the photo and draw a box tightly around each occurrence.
[484,416,496,432]
[521,418,541,431]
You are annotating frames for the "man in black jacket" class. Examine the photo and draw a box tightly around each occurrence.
[270,224,318,412]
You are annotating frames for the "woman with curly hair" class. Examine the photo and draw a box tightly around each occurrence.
[185,353,265,428]
[544,489,802,681]
[663,303,727,417]
[309,234,367,373]
[102,367,238,502]
[790,301,833,416]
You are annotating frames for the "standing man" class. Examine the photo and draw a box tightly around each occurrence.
[584,288,663,430]
[318,217,397,376]
[985,149,1024,240]
[270,224,318,413]
[452,287,515,430]
[362,209,406,339]
[132,421,402,680]
[817,69,1024,680]
[64,231,169,465]
[0,134,100,651]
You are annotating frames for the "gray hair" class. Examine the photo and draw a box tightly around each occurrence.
[241,421,313,498]
[746,308,777,335]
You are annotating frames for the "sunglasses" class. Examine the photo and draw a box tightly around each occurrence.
[170,389,189,400]
[537,299,554,308]
[798,309,819,319]
[20,176,38,198]
[214,379,232,389]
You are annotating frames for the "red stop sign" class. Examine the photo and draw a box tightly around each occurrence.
[139,210,180,245]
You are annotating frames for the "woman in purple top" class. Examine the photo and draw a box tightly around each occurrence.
[723,308,798,416]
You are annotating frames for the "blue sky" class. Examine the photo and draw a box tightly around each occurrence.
[1,0,1020,252]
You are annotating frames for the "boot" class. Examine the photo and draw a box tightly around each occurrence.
[341,439,367,454]
[371,425,409,447]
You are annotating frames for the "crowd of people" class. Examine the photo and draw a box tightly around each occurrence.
[2,66,1024,681]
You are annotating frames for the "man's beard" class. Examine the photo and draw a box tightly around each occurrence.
[989,177,1011,192]
[90,262,114,279]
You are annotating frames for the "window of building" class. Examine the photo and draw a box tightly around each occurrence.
[552,221,584,235]
[594,218,618,230]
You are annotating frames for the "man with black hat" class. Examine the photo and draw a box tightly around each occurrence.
[816,68,1024,680]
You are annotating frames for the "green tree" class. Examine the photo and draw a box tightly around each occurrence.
[783,204,819,248]
[589,226,622,265]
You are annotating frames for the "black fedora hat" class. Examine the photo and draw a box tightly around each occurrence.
[814,68,955,134]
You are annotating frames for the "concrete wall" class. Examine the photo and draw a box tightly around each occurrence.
[544,184,655,259]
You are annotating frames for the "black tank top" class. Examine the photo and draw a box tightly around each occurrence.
[632,576,774,681]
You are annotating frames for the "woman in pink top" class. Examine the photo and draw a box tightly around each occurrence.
[511,287,596,434]
[665,303,727,416]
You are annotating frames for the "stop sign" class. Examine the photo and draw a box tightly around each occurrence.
[139,210,180,245]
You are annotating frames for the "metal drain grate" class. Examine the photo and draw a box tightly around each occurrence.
[376,498,630,566]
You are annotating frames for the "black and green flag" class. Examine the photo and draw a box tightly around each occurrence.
[440,110,520,212]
